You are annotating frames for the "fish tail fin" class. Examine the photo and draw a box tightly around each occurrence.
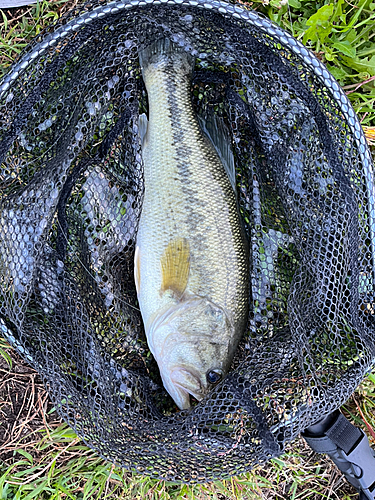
[138,38,194,76]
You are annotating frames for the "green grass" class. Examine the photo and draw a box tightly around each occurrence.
[0,335,12,369]
[0,0,375,499]
[255,0,375,129]
[1,348,373,500]
[0,0,77,75]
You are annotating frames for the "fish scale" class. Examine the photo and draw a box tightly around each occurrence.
[135,38,249,409]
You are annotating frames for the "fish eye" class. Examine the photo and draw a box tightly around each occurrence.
[206,369,223,385]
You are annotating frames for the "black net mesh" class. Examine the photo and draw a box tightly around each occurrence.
[0,0,374,482]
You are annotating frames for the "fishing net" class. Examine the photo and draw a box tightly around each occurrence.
[0,0,374,483]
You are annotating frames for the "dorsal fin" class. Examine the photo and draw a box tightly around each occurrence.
[160,238,190,298]
[197,111,236,193]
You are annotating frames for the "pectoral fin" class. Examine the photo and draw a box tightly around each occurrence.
[134,245,141,295]
[138,113,148,148]
[160,238,190,298]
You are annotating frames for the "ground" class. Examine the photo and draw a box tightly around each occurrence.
[0,346,366,499]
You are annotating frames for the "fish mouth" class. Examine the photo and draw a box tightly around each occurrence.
[163,369,205,410]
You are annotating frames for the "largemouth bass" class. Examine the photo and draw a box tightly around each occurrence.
[135,38,249,410]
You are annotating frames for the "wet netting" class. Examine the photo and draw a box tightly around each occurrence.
[0,0,374,482]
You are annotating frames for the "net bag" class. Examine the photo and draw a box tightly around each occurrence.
[0,0,374,483]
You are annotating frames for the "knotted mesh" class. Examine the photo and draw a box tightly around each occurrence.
[0,0,374,482]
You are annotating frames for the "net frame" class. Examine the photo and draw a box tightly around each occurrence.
[0,0,374,483]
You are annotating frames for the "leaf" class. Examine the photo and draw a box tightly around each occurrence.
[324,45,335,61]
[331,0,345,23]
[13,449,33,464]
[0,9,7,32]
[352,13,375,31]
[303,24,332,45]
[344,28,358,44]
[272,457,286,467]
[22,481,50,500]
[326,64,351,82]
[306,3,334,26]
[288,0,301,8]
[357,46,375,57]
[303,4,334,44]
[332,41,357,58]
[0,348,12,369]
[341,54,375,76]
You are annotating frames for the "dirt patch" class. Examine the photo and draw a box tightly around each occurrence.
[0,348,63,463]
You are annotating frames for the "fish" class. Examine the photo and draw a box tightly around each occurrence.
[134,38,249,410]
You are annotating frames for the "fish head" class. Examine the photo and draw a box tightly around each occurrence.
[149,297,235,410]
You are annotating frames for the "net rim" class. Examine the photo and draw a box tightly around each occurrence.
[1,0,375,453]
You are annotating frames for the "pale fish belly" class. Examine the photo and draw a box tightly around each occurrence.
[134,39,249,409]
